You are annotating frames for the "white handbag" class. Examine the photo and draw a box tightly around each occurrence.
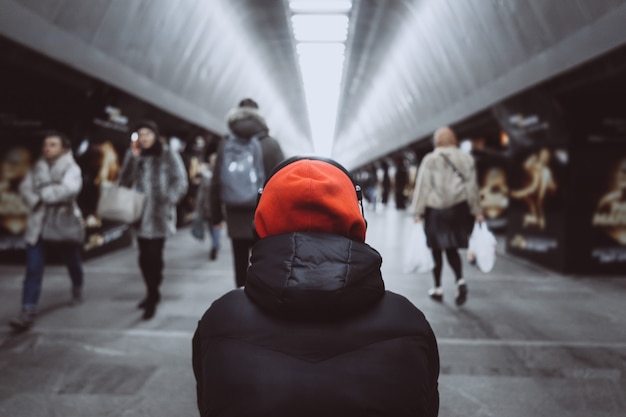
[468,222,497,273]
[403,219,435,274]
[96,184,146,224]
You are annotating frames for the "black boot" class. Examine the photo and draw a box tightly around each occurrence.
[142,302,157,320]
[9,309,36,332]
[138,292,160,309]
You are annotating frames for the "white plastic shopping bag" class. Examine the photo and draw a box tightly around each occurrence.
[468,222,497,273]
[403,221,434,274]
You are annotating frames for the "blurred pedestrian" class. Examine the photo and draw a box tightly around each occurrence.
[118,120,188,319]
[412,127,483,305]
[394,155,409,210]
[381,161,391,205]
[192,154,221,260]
[9,132,85,331]
[193,157,440,416]
[210,100,284,287]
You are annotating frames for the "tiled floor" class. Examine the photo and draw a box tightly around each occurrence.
[1,206,625,416]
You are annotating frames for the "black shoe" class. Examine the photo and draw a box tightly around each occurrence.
[142,303,156,320]
[9,311,35,332]
[70,286,83,306]
[428,288,443,302]
[209,248,218,261]
[456,280,468,306]
[138,293,160,309]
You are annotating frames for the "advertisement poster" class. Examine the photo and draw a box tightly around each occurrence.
[76,102,134,257]
[569,148,626,273]
[0,127,41,253]
[560,79,626,273]
[506,146,568,269]
[472,144,509,231]
[0,103,134,259]
[492,89,570,270]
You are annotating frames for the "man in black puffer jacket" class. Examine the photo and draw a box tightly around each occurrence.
[193,157,440,417]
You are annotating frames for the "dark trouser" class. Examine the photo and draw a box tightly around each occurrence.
[137,237,165,305]
[231,238,255,288]
[431,248,462,287]
[22,240,83,310]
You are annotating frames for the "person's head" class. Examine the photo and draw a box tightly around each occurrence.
[1,146,31,181]
[133,120,161,151]
[226,106,268,139]
[238,98,259,109]
[433,126,458,148]
[255,157,367,242]
[42,131,71,162]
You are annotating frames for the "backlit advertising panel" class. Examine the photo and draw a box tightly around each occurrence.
[493,89,569,271]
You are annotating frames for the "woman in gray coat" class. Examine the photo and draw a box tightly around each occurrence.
[9,132,84,331]
[118,120,188,319]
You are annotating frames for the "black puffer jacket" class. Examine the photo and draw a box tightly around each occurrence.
[192,232,440,417]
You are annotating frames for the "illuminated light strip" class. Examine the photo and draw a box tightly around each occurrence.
[289,0,352,13]
[289,1,352,157]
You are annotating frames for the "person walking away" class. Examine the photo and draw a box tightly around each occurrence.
[210,101,284,288]
[118,120,188,320]
[193,156,440,417]
[412,127,483,305]
[394,155,409,210]
[193,155,221,260]
[10,132,85,331]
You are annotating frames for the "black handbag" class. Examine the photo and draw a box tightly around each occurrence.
[41,202,85,245]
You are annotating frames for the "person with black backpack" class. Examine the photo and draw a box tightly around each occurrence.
[210,100,284,287]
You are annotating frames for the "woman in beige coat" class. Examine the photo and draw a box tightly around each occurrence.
[412,127,483,305]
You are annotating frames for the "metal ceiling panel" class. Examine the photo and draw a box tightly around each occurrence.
[1,0,626,169]
[0,0,311,157]
[335,0,626,167]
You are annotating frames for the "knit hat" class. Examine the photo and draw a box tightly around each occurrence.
[254,158,367,242]
[134,119,160,139]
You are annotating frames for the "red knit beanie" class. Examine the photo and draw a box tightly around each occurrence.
[255,159,367,242]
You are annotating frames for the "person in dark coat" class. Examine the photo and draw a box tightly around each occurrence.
[193,156,440,417]
[210,101,284,288]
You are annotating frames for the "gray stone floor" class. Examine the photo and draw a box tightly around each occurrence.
[1,207,625,417]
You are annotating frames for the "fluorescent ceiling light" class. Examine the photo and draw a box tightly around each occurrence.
[292,15,348,42]
[297,43,345,83]
[289,3,352,156]
[297,43,345,156]
[289,0,352,13]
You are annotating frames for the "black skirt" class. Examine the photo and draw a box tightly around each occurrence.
[424,201,474,249]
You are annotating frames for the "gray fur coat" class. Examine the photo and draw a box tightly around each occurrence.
[118,146,188,239]
[19,151,83,245]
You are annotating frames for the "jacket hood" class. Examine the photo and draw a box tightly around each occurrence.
[226,106,268,139]
[244,232,385,320]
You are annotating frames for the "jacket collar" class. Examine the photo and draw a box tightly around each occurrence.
[245,232,385,320]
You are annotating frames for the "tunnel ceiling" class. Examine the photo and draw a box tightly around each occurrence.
[1,0,626,169]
